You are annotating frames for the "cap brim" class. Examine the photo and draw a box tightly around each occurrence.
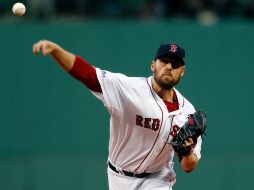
[156,53,185,65]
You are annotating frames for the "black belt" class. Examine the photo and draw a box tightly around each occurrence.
[108,161,151,178]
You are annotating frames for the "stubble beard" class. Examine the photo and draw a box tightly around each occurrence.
[154,71,181,90]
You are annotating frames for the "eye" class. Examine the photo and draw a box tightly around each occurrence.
[170,59,182,69]
[159,57,183,69]
[160,58,170,64]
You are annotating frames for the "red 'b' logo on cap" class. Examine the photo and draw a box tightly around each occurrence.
[170,44,178,52]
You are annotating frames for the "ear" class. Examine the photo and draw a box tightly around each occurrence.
[180,66,185,77]
[151,61,156,72]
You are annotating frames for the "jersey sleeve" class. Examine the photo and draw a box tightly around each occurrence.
[68,56,128,114]
[68,56,102,93]
[92,68,128,114]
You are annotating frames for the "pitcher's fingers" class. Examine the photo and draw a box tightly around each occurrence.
[183,138,194,146]
[186,138,194,144]
[32,44,38,55]
[41,43,51,56]
[33,42,42,55]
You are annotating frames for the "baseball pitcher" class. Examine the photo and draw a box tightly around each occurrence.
[33,40,207,190]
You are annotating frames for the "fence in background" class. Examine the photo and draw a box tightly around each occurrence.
[0,20,254,190]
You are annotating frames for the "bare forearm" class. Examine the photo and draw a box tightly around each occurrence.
[179,152,198,173]
[50,45,75,71]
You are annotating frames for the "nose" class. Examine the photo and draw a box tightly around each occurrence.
[165,63,172,70]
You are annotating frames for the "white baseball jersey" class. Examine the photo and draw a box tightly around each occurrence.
[92,68,202,179]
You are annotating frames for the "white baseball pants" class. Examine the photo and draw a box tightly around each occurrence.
[107,167,175,190]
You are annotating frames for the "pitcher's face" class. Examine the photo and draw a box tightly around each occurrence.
[151,57,185,90]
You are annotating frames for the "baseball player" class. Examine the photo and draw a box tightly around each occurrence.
[32,40,206,190]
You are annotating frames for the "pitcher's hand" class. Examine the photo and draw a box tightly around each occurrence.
[33,40,59,56]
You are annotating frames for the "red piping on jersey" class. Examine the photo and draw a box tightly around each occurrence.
[134,78,164,173]
[152,116,175,162]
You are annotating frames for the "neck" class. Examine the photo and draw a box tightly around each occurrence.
[152,77,174,102]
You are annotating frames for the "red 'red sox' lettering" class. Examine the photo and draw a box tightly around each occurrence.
[136,115,160,131]
[170,125,180,137]
[144,118,151,129]
[136,115,143,126]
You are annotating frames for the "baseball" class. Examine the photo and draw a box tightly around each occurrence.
[12,2,26,16]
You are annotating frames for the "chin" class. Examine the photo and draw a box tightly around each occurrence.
[163,78,173,84]
[160,83,174,90]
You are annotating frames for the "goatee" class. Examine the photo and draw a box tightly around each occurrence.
[155,76,181,90]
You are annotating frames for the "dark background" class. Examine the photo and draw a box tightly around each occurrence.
[0,1,254,190]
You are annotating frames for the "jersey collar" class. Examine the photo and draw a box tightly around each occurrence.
[147,76,184,115]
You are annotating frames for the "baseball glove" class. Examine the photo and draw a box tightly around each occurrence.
[171,111,207,157]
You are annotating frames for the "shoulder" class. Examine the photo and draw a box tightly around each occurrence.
[95,67,147,87]
[182,97,195,114]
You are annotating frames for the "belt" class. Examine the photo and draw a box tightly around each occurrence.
[108,161,151,178]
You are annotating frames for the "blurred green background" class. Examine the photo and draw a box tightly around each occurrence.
[1,1,254,190]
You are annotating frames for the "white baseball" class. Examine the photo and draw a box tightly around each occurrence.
[12,3,26,16]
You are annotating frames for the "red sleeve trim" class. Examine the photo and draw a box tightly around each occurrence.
[68,56,102,93]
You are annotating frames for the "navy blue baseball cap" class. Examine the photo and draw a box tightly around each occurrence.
[154,43,185,65]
